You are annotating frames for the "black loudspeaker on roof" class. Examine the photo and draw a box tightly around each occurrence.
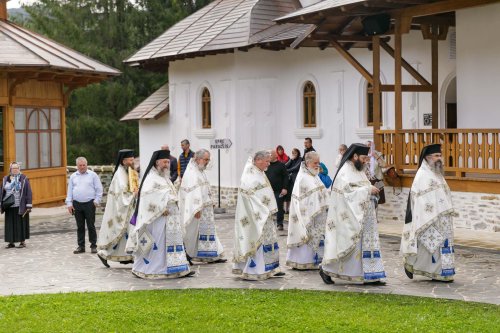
[362,14,391,36]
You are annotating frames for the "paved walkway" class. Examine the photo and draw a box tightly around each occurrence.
[0,208,499,305]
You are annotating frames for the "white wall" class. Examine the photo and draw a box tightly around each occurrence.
[139,26,458,186]
[138,115,170,175]
[456,2,500,128]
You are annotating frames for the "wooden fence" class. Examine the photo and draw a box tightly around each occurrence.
[376,129,500,178]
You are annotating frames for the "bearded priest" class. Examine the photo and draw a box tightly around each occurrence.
[286,151,329,270]
[126,149,194,279]
[401,144,456,282]
[96,149,137,268]
[232,150,285,280]
[180,149,226,264]
[320,143,386,285]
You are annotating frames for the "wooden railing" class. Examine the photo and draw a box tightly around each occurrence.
[376,129,500,177]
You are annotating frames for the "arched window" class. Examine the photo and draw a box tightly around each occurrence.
[15,107,62,169]
[366,83,382,126]
[303,81,316,127]
[201,87,211,129]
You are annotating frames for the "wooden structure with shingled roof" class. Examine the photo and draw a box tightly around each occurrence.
[124,0,312,69]
[275,0,500,193]
[0,0,120,205]
[124,0,500,195]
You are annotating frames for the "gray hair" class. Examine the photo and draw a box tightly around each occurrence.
[195,149,210,160]
[304,151,319,164]
[339,144,347,150]
[253,150,271,162]
[76,157,87,165]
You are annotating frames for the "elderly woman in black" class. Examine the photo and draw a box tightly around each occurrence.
[1,162,32,248]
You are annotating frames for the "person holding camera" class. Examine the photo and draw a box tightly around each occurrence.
[66,157,103,254]
[265,149,289,231]
[1,162,32,249]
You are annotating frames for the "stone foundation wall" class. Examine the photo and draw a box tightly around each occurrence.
[67,167,240,208]
[379,186,500,232]
[210,186,239,208]
[67,168,499,233]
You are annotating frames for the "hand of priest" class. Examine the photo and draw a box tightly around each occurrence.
[370,185,380,195]
[162,210,169,216]
[195,211,201,219]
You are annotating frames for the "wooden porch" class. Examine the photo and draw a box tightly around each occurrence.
[377,129,500,193]
[276,0,500,194]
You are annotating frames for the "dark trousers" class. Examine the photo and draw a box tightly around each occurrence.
[73,200,96,248]
[274,192,285,226]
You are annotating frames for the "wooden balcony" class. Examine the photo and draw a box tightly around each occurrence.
[376,129,500,194]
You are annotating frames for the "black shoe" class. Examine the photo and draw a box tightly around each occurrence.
[404,267,413,279]
[274,272,286,277]
[6,243,15,249]
[210,258,227,264]
[73,247,85,254]
[180,271,196,278]
[277,224,284,231]
[186,253,194,266]
[319,268,334,284]
[90,247,97,254]
[432,279,454,283]
[97,253,110,268]
[364,280,387,285]
[119,260,134,265]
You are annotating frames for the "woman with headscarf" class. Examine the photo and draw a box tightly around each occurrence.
[276,145,289,164]
[1,162,32,248]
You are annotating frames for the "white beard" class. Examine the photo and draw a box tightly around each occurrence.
[307,167,319,176]
[159,167,170,178]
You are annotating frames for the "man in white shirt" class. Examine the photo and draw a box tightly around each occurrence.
[66,157,103,254]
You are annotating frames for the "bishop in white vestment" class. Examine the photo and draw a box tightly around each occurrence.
[401,144,456,282]
[232,151,284,280]
[180,149,225,263]
[96,149,137,267]
[286,152,329,270]
[126,149,193,279]
[320,144,386,285]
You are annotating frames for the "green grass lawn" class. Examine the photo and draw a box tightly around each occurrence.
[0,289,498,332]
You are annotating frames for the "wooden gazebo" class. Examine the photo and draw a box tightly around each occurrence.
[276,0,500,194]
[0,0,120,205]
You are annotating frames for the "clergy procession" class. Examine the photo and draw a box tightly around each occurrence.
[94,141,455,286]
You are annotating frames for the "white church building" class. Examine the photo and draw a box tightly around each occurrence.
[122,0,500,233]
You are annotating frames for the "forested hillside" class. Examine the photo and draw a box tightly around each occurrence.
[11,0,211,164]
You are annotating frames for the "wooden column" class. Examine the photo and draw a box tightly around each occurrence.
[61,107,68,168]
[0,1,7,21]
[395,18,403,170]
[372,36,382,148]
[3,105,16,172]
[431,27,439,129]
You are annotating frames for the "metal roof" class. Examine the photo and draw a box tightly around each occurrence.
[121,83,169,121]
[276,0,365,23]
[0,20,120,77]
[125,0,309,67]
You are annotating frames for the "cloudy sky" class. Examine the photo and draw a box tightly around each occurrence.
[7,1,36,9]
